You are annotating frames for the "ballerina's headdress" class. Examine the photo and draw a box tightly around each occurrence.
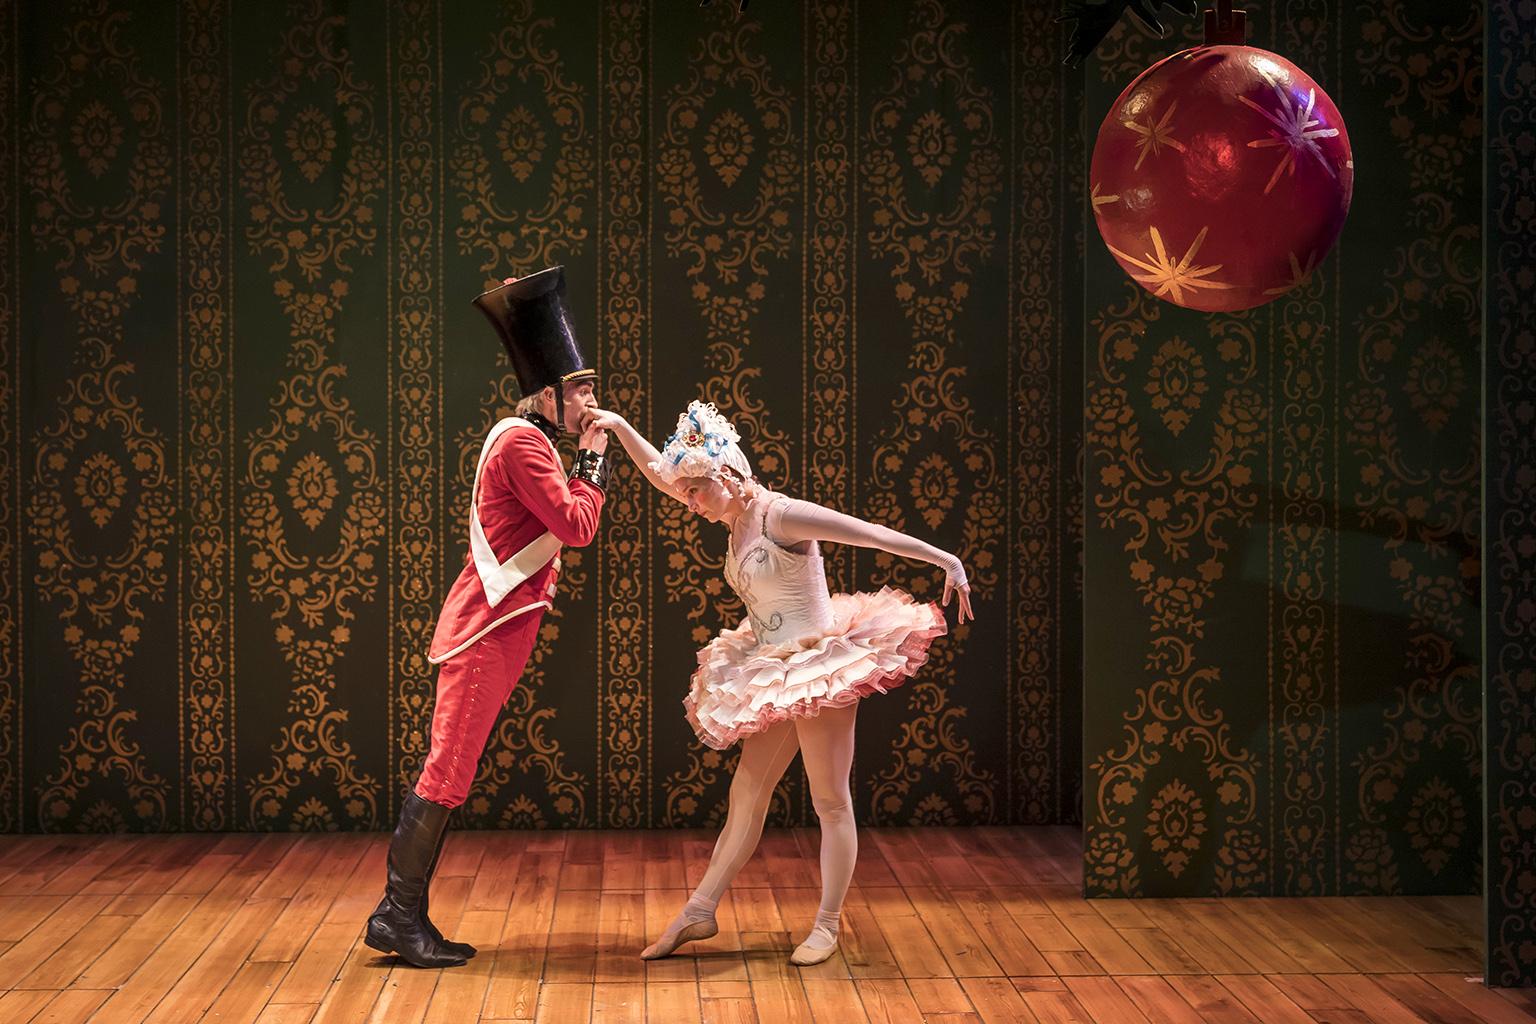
[650,400,753,486]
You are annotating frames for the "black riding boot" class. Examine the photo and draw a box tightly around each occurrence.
[365,793,468,968]
[421,820,477,958]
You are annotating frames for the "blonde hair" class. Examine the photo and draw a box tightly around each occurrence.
[514,391,545,418]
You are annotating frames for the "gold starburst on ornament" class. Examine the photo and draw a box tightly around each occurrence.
[1122,100,1186,171]
[1263,249,1319,296]
[1091,183,1119,208]
[1107,225,1234,306]
[1240,85,1340,194]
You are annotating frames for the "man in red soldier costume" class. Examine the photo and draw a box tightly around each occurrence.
[366,267,610,968]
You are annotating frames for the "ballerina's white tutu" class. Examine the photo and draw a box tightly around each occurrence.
[683,492,946,750]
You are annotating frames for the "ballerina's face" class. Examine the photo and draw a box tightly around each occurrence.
[676,474,734,523]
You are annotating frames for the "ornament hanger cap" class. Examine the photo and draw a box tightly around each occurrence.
[1203,0,1247,45]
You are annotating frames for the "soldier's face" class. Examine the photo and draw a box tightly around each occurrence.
[562,381,596,432]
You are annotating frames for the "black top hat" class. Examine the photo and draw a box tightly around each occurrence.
[471,266,596,398]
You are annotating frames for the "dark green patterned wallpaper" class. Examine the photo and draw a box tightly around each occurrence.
[1082,2,1484,897]
[0,0,1084,832]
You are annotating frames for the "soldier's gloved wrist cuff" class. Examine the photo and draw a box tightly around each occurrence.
[571,449,609,490]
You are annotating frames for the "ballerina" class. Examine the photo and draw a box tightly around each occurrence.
[582,400,973,966]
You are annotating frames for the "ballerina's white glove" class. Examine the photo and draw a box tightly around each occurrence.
[764,497,973,620]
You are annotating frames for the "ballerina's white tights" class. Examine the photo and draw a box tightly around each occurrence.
[646,702,859,957]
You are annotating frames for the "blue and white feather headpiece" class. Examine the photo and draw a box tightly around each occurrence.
[650,400,753,486]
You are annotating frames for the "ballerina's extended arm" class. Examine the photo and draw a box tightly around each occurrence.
[765,497,974,623]
[579,408,686,502]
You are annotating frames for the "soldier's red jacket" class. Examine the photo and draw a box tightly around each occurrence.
[427,418,603,664]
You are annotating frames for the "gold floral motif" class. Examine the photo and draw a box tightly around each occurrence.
[656,0,801,825]
[806,0,854,596]
[284,106,336,183]
[70,99,124,177]
[453,0,592,280]
[73,451,128,527]
[863,0,1000,825]
[387,0,441,815]
[1085,280,1263,892]
[598,0,648,827]
[447,0,596,825]
[909,453,957,530]
[1145,779,1206,878]
[1402,337,1466,433]
[1145,337,1207,437]
[495,106,545,182]
[1347,4,1480,894]
[906,110,956,187]
[702,108,754,186]
[284,451,338,529]
[240,0,384,830]
[1214,827,1267,895]
[26,0,173,832]
[1344,824,1399,893]
[1085,829,1140,896]
[1404,776,1465,874]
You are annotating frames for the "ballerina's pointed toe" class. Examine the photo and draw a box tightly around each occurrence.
[639,919,719,960]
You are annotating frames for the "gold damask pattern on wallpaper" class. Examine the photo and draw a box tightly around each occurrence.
[182,0,233,831]
[1082,3,1484,896]
[654,1,804,828]
[7,0,1080,832]
[236,0,385,831]
[855,0,1005,826]
[1485,0,1536,990]
[25,0,177,832]
[442,1,599,831]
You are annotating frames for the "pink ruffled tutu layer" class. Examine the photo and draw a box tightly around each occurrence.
[684,587,946,750]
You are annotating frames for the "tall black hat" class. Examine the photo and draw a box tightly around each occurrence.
[471,266,596,398]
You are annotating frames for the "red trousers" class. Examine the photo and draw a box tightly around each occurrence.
[414,608,544,808]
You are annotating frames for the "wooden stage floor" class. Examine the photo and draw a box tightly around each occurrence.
[0,826,1528,1024]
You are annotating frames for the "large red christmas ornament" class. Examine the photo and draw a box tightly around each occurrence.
[1090,4,1353,312]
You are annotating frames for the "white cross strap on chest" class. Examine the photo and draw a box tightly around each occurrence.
[469,417,564,607]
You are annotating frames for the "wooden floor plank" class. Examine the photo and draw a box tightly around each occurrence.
[1371,973,1487,1024]
[142,897,288,1024]
[1421,973,1536,1024]
[1061,976,1150,1023]
[801,978,869,1024]
[197,960,291,1024]
[1165,974,1265,1023]
[904,886,1005,978]
[1215,973,1318,1024]
[0,893,113,981]
[1319,974,1432,1024]
[14,904,134,989]
[21,987,111,1024]
[699,980,756,1024]
[853,979,925,1024]
[534,982,592,1024]
[0,829,1507,1024]
[741,931,815,1024]
[0,988,59,1024]
[960,976,1043,1024]
[645,980,702,1024]
[1112,976,1207,1024]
